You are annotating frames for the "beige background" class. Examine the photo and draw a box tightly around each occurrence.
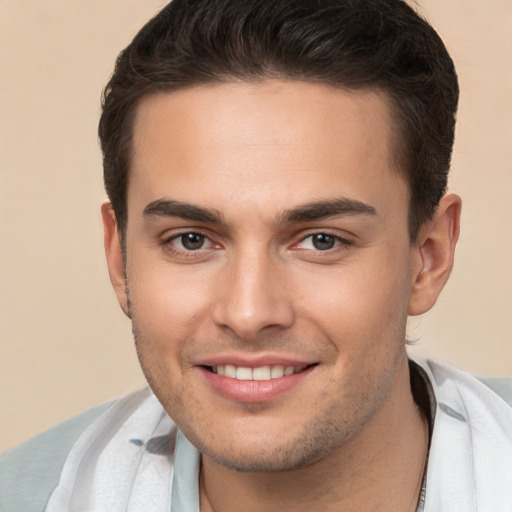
[0,0,511,452]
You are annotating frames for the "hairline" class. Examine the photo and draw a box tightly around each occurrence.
[117,77,418,250]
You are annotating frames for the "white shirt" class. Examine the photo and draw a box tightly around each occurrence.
[45,358,512,512]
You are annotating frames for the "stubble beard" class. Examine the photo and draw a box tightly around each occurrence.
[132,342,403,472]
[127,293,407,474]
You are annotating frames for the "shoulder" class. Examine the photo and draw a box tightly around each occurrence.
[476,376,512,406]
[0,401,112,512]
[415,357,512,425]
[421,358,512,410]
[414,359,512,508]
[410,357,512,410]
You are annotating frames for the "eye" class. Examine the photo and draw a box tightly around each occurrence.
[310,233,336,250]
[297,233,347,251]
[169,232,209,251]
[160,230,222,261]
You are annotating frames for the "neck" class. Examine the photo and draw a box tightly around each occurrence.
[200,357,428,512]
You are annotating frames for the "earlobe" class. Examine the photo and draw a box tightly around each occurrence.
[408,193,462,316]
[101,202,131,318]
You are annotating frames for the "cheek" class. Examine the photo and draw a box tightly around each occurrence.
[293,255,411,345]
[127,264,210,409]
[127,260,212,352]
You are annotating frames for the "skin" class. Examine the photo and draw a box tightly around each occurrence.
[102,80,461,511]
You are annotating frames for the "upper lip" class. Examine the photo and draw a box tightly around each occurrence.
[194,352,316,368]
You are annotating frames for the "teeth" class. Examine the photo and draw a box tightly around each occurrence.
[270,365,285,378]
[224,364,236,379]
[235,367,253,380]
[212,364,307,381]
[252,366,271,380]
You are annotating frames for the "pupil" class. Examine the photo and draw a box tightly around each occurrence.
[182,233,205,250]
[312,234,335,250]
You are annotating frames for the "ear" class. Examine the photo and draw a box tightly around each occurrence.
[408,193,462,316]
[101,202,131,318]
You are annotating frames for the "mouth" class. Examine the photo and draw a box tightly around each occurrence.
[198,358,318,402]
[206,364,311,381]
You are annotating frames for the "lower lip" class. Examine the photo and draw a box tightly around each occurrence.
[199,366,314,403]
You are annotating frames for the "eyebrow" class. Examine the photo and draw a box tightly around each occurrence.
[143,199,225,224]
[276,198,377,224]
[142,197,377,225]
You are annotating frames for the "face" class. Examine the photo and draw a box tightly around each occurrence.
[112,81,422,471]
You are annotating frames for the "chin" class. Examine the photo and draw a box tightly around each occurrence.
[189,413,363,473]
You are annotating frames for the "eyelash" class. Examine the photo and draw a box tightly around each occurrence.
[162,231,218,255]
[295,232,353,253]
[161,230,352,257]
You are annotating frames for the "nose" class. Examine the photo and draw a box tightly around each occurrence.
[212,248,295,340]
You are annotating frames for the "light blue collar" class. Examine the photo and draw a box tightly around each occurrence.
[171,430,201,512]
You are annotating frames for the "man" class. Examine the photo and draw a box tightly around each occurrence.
[1,0,511,510]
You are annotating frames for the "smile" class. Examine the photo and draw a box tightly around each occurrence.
[200,362,316,402]
[211,364,308,381]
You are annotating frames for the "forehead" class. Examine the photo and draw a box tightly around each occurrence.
[129,80,407,220]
